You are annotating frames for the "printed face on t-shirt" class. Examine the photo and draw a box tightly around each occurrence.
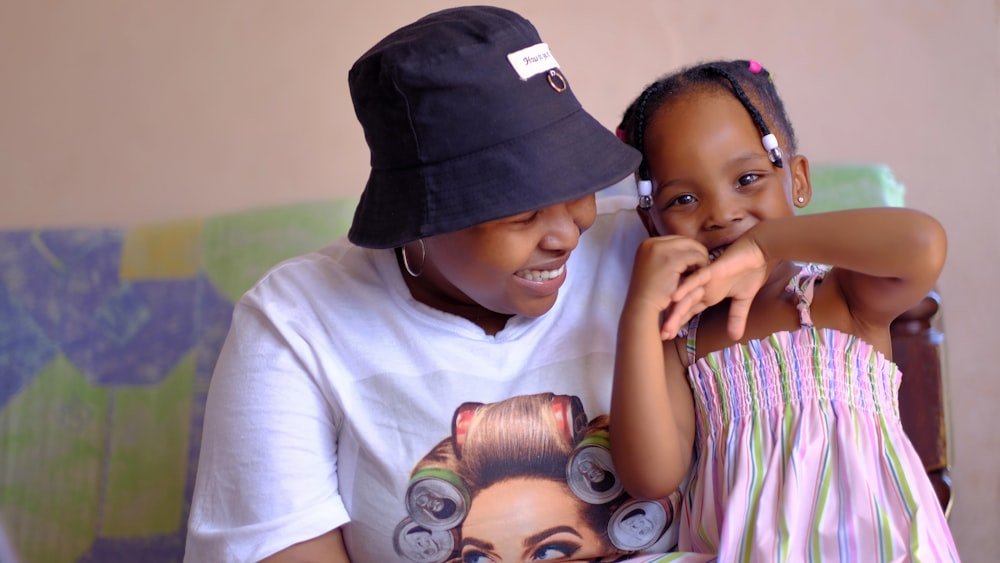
[458,476,608,562]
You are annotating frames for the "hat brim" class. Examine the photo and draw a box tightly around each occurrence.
[349,109,641,249]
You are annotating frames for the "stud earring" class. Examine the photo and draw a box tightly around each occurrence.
[796,196,805,203]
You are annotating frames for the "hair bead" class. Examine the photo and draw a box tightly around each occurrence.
[762,133,783,167]
[617,59,797,184]
[638,179,653,210]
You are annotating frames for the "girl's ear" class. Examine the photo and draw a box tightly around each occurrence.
[791,154,812,208]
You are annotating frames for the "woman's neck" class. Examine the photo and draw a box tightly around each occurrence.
[396,253,514,336]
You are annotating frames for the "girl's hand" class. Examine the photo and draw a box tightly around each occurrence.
[625,235,710,338]
[664,235,770,340]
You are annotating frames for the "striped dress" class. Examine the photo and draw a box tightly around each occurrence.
[646,263,959,562]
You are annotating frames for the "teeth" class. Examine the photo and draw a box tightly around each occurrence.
[709,247,727,262]
[517,264,565,281]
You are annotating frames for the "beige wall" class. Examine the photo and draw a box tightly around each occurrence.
[2,0,998,556]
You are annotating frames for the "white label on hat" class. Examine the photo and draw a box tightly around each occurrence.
[507,43,560,81]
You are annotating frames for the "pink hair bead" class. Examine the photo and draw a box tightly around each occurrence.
[748,60,762,74]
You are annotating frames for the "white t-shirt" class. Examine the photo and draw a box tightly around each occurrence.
[185,196,674,562]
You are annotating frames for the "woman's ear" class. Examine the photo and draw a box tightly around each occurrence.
[791,154,812,208]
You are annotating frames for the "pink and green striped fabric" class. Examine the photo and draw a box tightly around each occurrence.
[649,264,959,562]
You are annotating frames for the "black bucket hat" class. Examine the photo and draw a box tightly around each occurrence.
[347,5,641,249]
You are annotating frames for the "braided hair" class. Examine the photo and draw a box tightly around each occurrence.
[618,59,797,183]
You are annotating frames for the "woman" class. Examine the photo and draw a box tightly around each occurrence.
[184,6,650,562]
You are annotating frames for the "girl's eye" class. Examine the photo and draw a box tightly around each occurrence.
[667,194,696,207]
[737,173,760,187]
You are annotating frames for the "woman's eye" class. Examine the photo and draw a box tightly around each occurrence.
[737,173,760,187]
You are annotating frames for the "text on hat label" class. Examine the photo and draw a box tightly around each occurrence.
[506,43,560,81]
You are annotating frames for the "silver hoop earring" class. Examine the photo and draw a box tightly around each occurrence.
[402,240,425,278]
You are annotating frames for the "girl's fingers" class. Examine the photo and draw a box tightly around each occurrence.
[726,296,753,341]
[661,286,706,339]
[631,238,710,303]
[672,266,710,303]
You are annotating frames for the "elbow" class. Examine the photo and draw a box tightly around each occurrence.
[621,478,683,502]
[913,211,948,274]
[611,448,689,501]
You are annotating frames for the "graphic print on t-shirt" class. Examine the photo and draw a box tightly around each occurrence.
[391,392,677,563]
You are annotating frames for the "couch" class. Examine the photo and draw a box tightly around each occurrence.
[0,164,950,562]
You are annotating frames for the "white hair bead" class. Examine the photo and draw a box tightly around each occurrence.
[637,179,653,210]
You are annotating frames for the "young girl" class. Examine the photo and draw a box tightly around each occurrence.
[609,60,959,561]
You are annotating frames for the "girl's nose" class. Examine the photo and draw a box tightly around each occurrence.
[703,193,744,229]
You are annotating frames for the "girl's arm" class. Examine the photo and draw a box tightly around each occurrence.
[745,208,946,327]
[668,208,946,338]
[610,236,700,500]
